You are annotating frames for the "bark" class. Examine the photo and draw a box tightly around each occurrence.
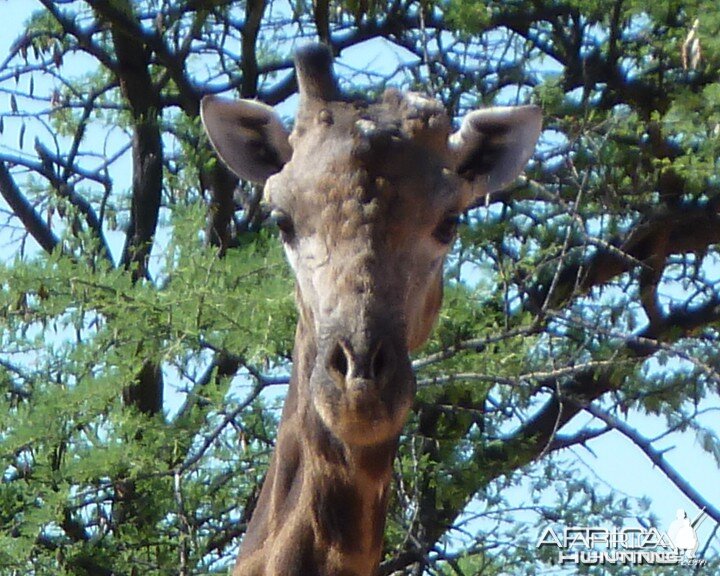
[241,0,267,99]
[84,0,166,419]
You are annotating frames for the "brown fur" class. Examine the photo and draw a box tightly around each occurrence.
[199,44,541,576]
[233,94,457,576]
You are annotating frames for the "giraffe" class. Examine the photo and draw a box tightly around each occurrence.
[200,43,541,576]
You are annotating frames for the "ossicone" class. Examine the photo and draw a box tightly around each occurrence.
[294,43,339,103]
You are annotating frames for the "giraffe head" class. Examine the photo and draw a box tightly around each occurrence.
[201,44,541,449]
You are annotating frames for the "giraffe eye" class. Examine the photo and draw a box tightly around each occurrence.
[433,212,460,244]
[271,209,295,242]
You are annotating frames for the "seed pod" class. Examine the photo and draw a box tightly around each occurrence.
[53,44,63,68]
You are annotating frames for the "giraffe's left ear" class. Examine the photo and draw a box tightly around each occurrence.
[449,105,541,200]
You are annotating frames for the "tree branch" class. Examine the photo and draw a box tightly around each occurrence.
[585,404,720,525]
[0,161,59,254]
[402,285,720,568]
[85,0,164,282]
[33,139,114,264]
[528,202,720,313]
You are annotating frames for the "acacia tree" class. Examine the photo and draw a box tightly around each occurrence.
[0,1,718,574]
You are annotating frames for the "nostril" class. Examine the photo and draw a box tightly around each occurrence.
[370,343,385,379]
[327,338,397,383]
[329,342,349,378]
[371,341,396,381]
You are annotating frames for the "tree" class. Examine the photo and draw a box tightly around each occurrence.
[0,1,718,574]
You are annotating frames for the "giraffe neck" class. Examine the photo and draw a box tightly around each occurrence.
[233,321,398,576]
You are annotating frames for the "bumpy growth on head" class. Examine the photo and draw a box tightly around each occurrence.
[201,44,541,576]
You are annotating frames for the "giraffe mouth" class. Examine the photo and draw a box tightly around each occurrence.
[309,318,416,445]
[311,368,416,447]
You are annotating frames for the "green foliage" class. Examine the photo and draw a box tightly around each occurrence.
[0,207,294,573]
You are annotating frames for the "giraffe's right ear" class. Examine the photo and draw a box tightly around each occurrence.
[200,95,292,183]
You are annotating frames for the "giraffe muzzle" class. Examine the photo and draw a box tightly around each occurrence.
[312,330,415,446]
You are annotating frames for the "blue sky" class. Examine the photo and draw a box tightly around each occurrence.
[1,0,718,567]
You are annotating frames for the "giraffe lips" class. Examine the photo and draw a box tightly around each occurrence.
[337,400,412,446]
[313,374,415,446]
[310,334,416,445]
